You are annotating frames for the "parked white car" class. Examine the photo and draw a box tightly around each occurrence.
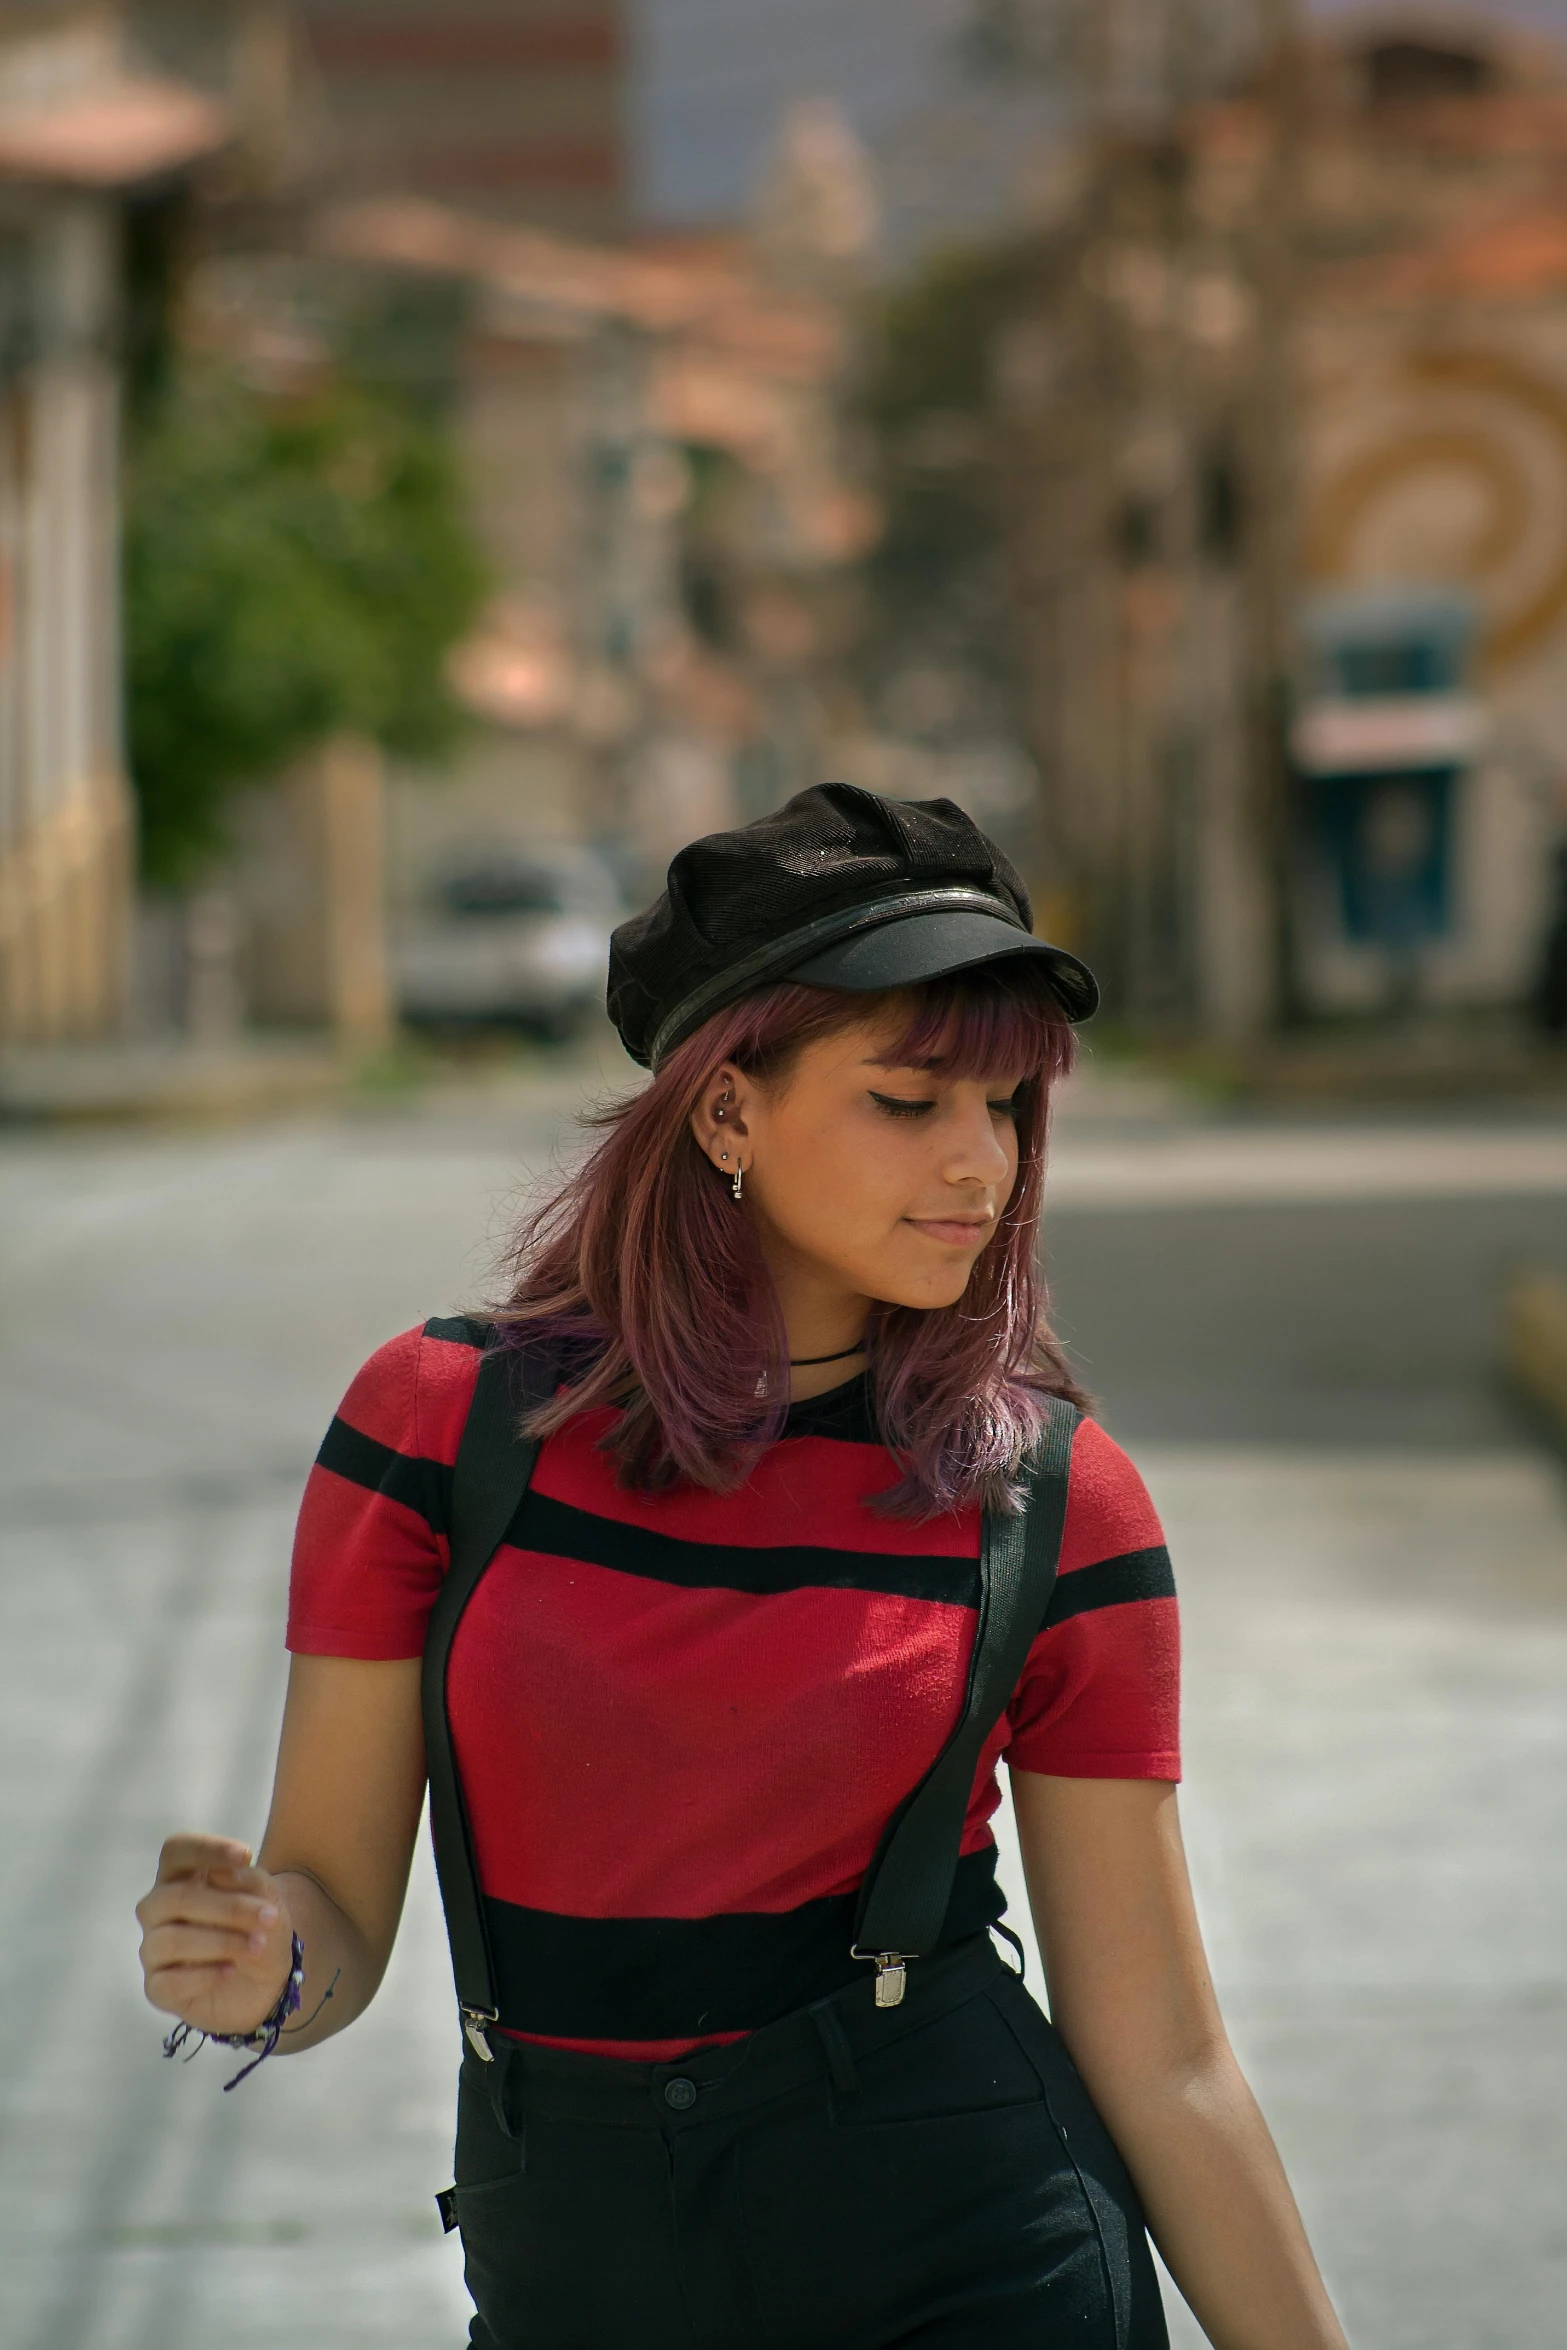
[394,846,622,1036]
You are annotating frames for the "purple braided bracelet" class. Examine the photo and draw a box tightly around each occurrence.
[161,1932,306,2091]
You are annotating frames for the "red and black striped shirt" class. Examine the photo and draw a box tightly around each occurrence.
[287,1317,1180,2058]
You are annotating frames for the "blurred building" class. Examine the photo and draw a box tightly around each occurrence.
[132,0,627,237]
[1293,14,1567,1014]
[118,12,875,1022]
[299,1,626,234]
[318,124,877,926]
[0,6,225,1049]
[982,4,1567,1034]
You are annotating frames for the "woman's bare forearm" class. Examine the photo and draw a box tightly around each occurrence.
[255,1655,427,2050]
[261,1864,389,2051]
[1084,2041,1348,2350]
[1013,1772,1346,2350]
[138,1660,426,2055]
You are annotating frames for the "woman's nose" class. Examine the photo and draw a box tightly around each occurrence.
[941,1100,1012,1187]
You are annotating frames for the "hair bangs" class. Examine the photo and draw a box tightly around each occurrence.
[874,961,1077,1090]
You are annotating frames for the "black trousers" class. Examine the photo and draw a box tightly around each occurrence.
[452,1935,1169,2350]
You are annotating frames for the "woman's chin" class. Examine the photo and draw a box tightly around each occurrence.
[864,1268,977,1314]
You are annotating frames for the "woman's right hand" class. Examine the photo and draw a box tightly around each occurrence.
[136,1834,296,2038]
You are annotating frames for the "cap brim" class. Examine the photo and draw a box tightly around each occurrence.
[788,907,1099,1022]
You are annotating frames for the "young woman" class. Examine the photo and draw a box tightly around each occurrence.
[137,786,1349,2350]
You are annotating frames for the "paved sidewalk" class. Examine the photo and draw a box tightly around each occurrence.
[0,1037,344,1124]
[2,1096,1564,2348]
[1148,1448,1567,2349]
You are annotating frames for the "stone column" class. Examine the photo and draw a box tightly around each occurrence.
[231,734,393,1050]
[318,733,392,1053]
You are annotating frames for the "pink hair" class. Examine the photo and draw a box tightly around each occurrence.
[493,965,1088,1519]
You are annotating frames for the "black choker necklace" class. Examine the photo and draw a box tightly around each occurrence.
[789,1342,867,1368]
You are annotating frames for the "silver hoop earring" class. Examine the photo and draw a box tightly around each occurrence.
[732,1162,744,1203]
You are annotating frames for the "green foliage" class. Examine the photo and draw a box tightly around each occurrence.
[865,241,1035,435]
[124,365,487,886]
[336,275,475,419]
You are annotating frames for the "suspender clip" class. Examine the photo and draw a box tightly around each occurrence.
[851,1948,914,2008]
[462,2005,499,2060]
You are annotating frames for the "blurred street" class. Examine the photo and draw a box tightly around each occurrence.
[1,1055,1564,2350]
[3,7,1567,2345]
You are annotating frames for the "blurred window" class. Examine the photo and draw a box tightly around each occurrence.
[1199,449,1242,565]
[0,227,32,377]
[1311,769,1456,944]
[1329,638,1461,699]
[1115,495,1161,569]
[1364,40,1494,107]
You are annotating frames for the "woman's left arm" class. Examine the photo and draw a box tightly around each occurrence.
[1012,1770,1349,2350]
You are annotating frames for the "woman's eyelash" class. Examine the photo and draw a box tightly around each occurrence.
[868,1091,1023,1120]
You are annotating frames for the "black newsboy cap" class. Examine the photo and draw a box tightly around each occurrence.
[607,781,1098,1068]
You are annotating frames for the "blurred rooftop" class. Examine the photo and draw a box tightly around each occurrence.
[0,12,226,187]
[317,197,845,372]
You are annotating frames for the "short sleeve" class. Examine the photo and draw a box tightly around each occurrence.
[285,1320,483,1659]
[1005,1418,1180,1780]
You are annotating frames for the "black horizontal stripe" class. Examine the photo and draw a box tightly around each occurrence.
[423,1314,491,1350]
[1044,1545,1175,1631]
[506,1487,982,1607]
[485,1845,1005,2039]
[315,1417,454,1536]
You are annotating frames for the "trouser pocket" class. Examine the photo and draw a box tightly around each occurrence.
[455,2049,526,2191]
[735,1987,1134,2350]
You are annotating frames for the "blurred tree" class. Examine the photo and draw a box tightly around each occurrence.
[859,240,1035,637]
[336,273,475,420]
[124,364,487,887]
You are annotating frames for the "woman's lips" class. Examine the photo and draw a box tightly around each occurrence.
[904,1216,992,1247]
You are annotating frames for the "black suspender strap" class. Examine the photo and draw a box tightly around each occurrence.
[422,1333,555,2060]
[851,1397,1080,2006]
